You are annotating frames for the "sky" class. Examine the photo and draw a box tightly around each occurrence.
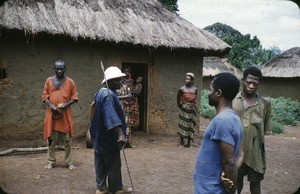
[177,0,300,52]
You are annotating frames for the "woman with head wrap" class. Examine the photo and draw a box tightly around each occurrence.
[177,72,197,148]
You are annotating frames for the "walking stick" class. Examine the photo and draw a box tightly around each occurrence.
[122,149,135,194]
[100,62,135,194]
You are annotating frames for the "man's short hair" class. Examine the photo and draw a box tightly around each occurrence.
[243,66,262,80]
[212,72,240,101]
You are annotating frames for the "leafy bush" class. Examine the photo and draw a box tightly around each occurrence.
[271,121,284,134]
[200,89,300,134]
[270,97,300,133]
[200,90,216,119]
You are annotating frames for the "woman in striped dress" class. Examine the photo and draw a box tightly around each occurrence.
[177,72,197,148]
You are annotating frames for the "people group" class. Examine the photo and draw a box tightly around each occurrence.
[193,66,271,194]
[42,60,271,194]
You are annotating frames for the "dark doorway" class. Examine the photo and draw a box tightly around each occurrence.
[122,62,148,133]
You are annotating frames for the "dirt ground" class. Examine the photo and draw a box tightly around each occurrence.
[0,117,300,194]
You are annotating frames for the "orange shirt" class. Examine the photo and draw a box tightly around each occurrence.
[42,76,78,139]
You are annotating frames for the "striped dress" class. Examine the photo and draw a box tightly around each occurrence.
[177,92,197,141]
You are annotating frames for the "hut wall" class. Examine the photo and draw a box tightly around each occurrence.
[148,50,202,134]
[259,77,300,101]
[0,31,203,140]
[0,31,150,139]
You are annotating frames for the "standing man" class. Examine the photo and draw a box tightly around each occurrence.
[90,66,132,194]
[177,72,197,148]
[42,60,78,170]
[194,72,243,194]
[233,66,272,194]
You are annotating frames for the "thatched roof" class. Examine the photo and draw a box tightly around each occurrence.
[203,57,241,78]
[0,0,230,55]
[260,47,300,78]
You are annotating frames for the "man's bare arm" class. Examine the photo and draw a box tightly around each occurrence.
[218,141,238,194]
[236,143,244,169]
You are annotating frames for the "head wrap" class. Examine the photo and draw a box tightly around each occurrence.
[186,72,194,79]
[122,66,131,72]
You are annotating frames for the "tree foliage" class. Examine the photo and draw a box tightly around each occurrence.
[159,0,179,13]
[204,23,281,70]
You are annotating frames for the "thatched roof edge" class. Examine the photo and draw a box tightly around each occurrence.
[0,0,231,56]
[203,56,241,78]
[261,47,300,78]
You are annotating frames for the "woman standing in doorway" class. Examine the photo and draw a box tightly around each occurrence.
[130,76,143,131]
[117,66,135,148]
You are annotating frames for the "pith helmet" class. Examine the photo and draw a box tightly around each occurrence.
[101,66,126,84]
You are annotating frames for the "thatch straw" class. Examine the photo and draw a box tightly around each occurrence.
[0,0,230,55]
[203,56,241,77]
[260,47,300,78]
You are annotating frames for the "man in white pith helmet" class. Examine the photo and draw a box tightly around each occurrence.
[90,66,133,194]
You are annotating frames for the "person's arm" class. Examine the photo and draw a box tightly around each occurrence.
[220,143,243,193]
[43,99,57,113]
[131,83,142,95]
[177,89,183,107]
[236,143,244,169]
[264,102,272,135]
[42,78,52,109]
[89,101,95,121]
[113,126,126,150]
[219,141,238,194]
[193,88,198,105]
[57,99,78,110]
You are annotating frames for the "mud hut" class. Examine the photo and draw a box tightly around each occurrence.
[259,47,300,101]
[0,0,230,140]
[202,56,241,90]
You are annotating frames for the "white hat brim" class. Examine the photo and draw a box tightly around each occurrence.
[101,72,126,85]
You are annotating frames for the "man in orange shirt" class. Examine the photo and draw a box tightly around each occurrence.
[42,60,78,170]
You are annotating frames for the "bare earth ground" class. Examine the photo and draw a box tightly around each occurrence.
[0,117,300,194]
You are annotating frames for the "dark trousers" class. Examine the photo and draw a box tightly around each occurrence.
[94,151,123,192]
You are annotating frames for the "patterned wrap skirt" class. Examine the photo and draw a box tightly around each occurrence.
[177,102,197,140]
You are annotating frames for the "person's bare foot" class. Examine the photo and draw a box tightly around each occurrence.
[68,164,76,170]
[44,163,54,169]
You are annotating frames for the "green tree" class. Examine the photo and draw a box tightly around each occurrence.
[204,23,281,70]
[159,0,179,12]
